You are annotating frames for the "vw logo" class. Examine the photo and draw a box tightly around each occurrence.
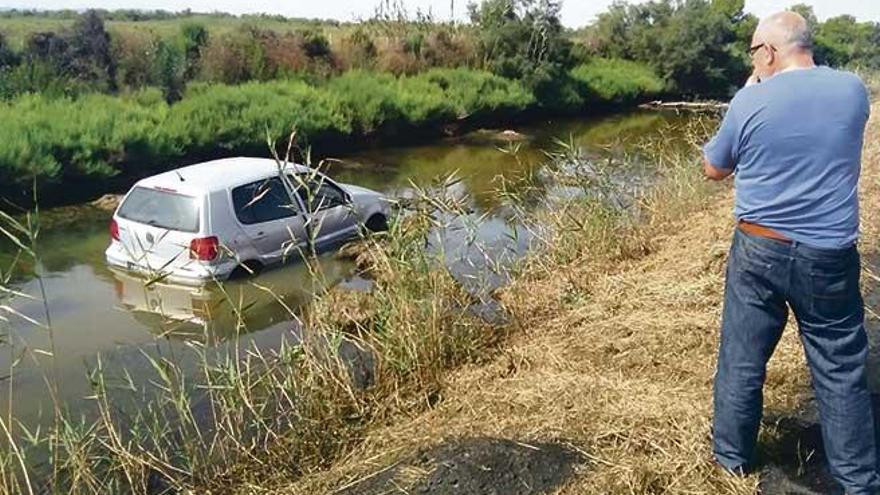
[146,232,154,244]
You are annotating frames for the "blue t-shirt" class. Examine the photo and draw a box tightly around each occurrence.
[704,66,870,249]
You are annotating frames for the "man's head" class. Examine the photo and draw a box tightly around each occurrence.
[750,11,815,79]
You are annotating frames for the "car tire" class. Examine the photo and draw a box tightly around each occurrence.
[365,214,388,233]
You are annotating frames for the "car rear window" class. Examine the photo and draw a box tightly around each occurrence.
[117,187,200,232]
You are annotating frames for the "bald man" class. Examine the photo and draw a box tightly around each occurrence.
[703,11,878,494]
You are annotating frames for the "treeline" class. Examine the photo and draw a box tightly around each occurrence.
[0,0,676,104]
[0,8,335,24]
[578,0,880,96]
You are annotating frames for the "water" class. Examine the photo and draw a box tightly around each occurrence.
[0,110,697,429]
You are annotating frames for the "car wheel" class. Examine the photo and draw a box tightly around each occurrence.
[365,214,388,233]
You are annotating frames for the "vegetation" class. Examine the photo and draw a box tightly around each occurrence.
[0,105,727,493]
[0,68,544,202]
[571,58,666,105]
[578,0,880,97]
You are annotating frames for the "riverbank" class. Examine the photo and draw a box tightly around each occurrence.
[245,103,880,493]
[0,60,664,208]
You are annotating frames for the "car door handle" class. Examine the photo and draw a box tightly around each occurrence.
[254,231,267,239]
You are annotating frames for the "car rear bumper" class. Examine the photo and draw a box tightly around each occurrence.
[105,243,236,286]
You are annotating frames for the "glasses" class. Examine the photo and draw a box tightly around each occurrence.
[749,43,777,56]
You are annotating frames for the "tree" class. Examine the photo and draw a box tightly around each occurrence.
[0,33,18,68]
[816,15,880,69]
[153,39,185,101]
[469,0,576,109]
[586,0,750,97]
[180,23,208,80]
[68,10,116,90]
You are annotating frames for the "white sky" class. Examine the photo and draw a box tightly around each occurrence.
[0,0,878,28]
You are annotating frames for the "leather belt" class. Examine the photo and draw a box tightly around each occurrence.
[737,220,791,243]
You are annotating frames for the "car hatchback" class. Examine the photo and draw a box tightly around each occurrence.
[105,157,391,285]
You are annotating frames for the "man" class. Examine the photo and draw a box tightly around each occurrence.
[703,11,877,494]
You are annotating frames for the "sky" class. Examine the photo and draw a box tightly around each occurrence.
[0,0,878,28]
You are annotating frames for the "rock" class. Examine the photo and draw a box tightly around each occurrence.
[91,194,123,211]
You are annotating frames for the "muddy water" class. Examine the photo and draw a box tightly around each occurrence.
[0,110,697,429]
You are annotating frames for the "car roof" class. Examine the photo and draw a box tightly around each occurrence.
[135,157,314,195]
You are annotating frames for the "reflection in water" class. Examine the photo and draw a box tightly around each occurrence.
[110,257,358,343]
[0,109,699,429]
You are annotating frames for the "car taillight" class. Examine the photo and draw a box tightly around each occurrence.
[190,236,219,261]
[110,219,120,241]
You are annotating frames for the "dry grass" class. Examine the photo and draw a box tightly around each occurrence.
[266,104,880,494]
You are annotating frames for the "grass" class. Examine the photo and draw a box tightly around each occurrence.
[1,96,850,493]
[254,101,880,494]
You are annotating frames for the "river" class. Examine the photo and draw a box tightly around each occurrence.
[0,109,698,433]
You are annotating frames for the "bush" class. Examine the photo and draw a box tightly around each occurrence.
[163,80,351,154]
[334,28,377,70]
[409,68,534,119]
[198,30,268,84]
[571,58,665,106]
[0,91,168,186]
[0,68,539,195]
[325,71,404,133]
[112,29,160,90]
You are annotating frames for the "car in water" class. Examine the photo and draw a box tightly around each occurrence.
[105,157,391,285]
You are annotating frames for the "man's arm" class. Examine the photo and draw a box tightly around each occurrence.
[702,96,741,180]
[703,156,734,181]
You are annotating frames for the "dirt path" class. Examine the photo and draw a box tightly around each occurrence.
[262,104,880,495]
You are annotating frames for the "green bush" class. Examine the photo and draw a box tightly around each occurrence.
[0,91,168,186]
[0,68,539,193]
[571,58,665,106]
[325,71,404,133]
[164,79,351,153]
[410,68,535,119]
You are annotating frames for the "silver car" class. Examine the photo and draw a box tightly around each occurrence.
[105,157,391,285]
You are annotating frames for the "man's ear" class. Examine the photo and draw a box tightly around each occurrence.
[765,46,776,68]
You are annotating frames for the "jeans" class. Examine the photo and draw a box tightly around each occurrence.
[713,228,880,494]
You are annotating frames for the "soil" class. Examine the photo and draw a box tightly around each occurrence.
[336,437,585,495]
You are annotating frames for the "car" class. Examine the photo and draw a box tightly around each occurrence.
[105,157,391,285]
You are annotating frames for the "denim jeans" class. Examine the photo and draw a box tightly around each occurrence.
[714,228,880,494]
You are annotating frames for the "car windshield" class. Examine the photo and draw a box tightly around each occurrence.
[117,187,200,232]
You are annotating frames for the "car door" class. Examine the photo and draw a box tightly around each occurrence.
[290,172,359,251]
[230,176,309,263]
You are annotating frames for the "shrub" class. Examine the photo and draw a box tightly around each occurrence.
[164,80,351,154]
[0,33,18,68]
[67,10,117,91]
[180,23,208,80]
[260,31,310,76]
[198,30,268,84]
[334,28,377,70]
[112,29,160,90]
[0,92,168,186]
[0,68,540,194]
[375,38,421,75]
[325,71,404,133]
[422,29,477,68]
[409,68,534,119]
[571,58,665,106]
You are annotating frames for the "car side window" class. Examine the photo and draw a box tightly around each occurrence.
[291,173,348,213]
[231,177,298,225]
